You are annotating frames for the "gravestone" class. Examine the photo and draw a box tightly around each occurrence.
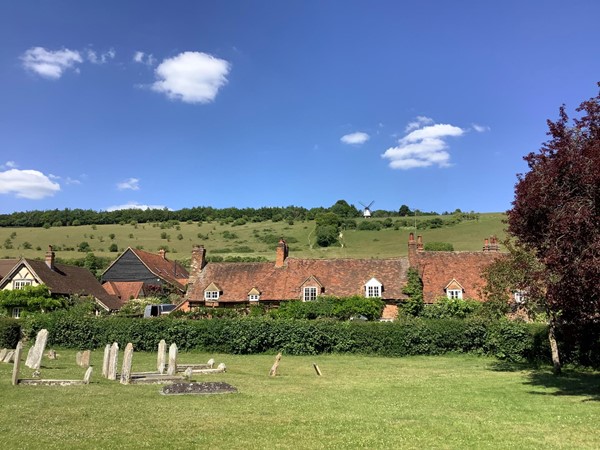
[102,344,111,377]
[0,348,7,361]
[76,351,82,366]
[80,350,91,368]
[11,341,23,386]
[83,366,93,384]
[167,343,177,376]
[107,342,119,381]
[3,350,14,363]
[47,349,57,360]
[207,358,215,369]
[157,340,166,374]
[161,382,238,396]
[25,329,48,370]
[120,343,133,385]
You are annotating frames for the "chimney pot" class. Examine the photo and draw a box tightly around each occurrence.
[45,245,55,270]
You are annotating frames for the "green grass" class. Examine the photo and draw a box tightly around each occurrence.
[1,350,599,449]
[0,213,506,263]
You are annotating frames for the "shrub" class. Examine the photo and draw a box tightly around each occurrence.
[315,225,338,247]
[0,319,21,348]
[423,242,454,251]
[422,297,482,319]
[358,220,382,231]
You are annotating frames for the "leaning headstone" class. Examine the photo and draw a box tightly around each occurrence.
[79,350,91,368]
[3,350,14,363]
[207,358,215,369]
[184,367,193,379]
[157,340,167,374]
[107,342,119,381]
[0,348,7,361]
[47,349,57,360]
[120,343,133,385]
[25,329,48,370]
[83,366,93,384]
[12,341,23,386]
[167,343,177,376]
[102,344,111,378]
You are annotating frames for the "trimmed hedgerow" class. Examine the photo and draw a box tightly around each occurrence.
[0,318,21,348]
[20,313,552,362]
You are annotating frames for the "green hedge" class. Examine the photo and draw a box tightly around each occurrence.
[18,313,551,362]
[0,318,21,348]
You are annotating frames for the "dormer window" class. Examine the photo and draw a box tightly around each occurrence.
[444,279,464,300]
[204,282,221,301]
[303,286,318,302]
[365,277,382,298]
[13,279,32,290]
[248,287,261,302]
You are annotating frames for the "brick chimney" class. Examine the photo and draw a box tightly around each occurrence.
[408,233,417,265]
[188,245,207,288]
[275,238,288,268]
[45,245,55,270]
[158,249,167,259]
[483,236,499,252]
[483,238,490,252]
[416,235,424,252]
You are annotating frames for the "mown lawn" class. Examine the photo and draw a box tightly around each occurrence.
[1,350,598,449]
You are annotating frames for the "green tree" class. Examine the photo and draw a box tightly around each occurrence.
[315,225,338,247]
[402,267,424,316]
[109,243,118,252]
[78,241,91,252]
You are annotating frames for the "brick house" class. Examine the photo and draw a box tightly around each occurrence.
[181,240,410,318]
[101,248,189,301]
[407,233,501,303]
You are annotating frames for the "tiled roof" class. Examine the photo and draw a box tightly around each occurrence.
[412,252,500,303]
[186,257,410,303]
[102,281,145,301]
[0,259,19,279]
[130,248,189,290]
[23,259,123,310]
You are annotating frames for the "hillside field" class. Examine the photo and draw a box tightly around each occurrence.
[0,213,506,264]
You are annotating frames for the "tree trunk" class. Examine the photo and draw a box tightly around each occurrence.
[548,315,561,375]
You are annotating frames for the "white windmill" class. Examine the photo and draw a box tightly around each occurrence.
[359,201,374,219]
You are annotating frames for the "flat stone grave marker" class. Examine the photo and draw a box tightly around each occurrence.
[161,382,238,396]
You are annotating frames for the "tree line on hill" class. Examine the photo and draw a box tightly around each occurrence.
[0,200,446,228]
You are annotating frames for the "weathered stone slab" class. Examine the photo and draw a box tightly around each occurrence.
[120,343,133,385]
[128,373,186,385]
[79,350,91,368]
[3,350,15,363]
[76,351,82,366]
[177,358,215,372]
[107,342,119,381]
[102,344,110,378]
[157,340,166,374]
[195,363,227,375]
[0,348,8,361]
[161,382,238,396]
[167,343,177,376]
[25,329,48,370]
[47,349,57,360]
[12,341,23,386]
[83,366,93,384]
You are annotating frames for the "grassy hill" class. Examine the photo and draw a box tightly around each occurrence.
[0,213,506,264]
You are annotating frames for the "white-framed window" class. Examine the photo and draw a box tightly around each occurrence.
[204,290,219,300]
[12,307,21,319]
[303,286,318,302]
[248,294,260,302]
[13,279,32,290]
[514,291,526,304]
[365,278,382,298]
[447,289,463,300]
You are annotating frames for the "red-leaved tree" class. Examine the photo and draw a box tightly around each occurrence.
[508,83,600,373]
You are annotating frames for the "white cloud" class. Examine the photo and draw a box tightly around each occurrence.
[0,169,61,199]
[340,132,370,145]
[87,48,116,64]
[117,178,140,190]
[106,202,168,212]
[405,116,434,132]
[65,177,81,185]
[151,51,230,104]
[382,120,465,170]
[21,47,83,79]
[1,161,18,170]
[133,51,156,66]
[472,123,490,133]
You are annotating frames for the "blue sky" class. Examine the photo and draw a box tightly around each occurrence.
[1,1,598,215]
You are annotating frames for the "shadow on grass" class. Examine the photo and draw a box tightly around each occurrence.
[488,360,600,402]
